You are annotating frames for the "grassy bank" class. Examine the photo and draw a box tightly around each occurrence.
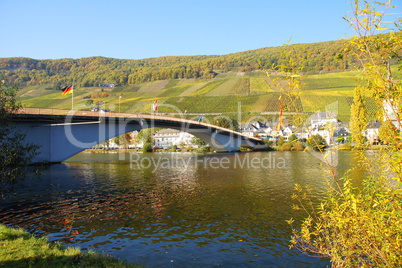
[0,224,140,268]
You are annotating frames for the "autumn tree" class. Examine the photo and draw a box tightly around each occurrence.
[349,86,368,148]
[379,120,399,147]
[0,82,39,193]
[289,1,402,267]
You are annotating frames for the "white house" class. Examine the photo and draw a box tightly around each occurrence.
[364,120,381,144]
[311,126,332,145]
[282,126,293,139]
[310,111,337,128]
[238,123,257,137]
[153,129,194,148]
[383,99,401,130]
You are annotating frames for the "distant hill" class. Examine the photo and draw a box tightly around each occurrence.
[0,39,349,88]
[3,38,394,123]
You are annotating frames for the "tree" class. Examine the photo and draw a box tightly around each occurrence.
[0,82,39,193]
[138,128,159,152]
[277,136,285,147]
[142,137,153,152]
[292,141,305,151]
[85,99,94,107]
[123,133,133,148]
[214,117,239,131]
[290,1,402,266]
[113,137,120,148]
[306,134,326,151]
[288,134,298,143]
[379,120,399,147]
[137,128,158,143]
[280,142,292,151]
[349,86,368,148]
[190,136,206,146]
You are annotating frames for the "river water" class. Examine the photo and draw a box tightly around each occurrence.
[0,151,362,267]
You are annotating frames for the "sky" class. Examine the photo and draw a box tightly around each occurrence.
[0,0,400,60]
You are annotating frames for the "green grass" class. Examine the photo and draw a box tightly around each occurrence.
[191,80,227,95]
[232,78,250,94]
[179,82,209,96]
[150,95,261,113]
[112,85,140,93]
[303,71,358,90]
[137,80,169,92]
[300,95,354,122]
[0,224,140,268]
[250,77,274,93]
[18,85,58,98]
[207,78,241,95]
[158,83,195,97]
[164,79,182,88]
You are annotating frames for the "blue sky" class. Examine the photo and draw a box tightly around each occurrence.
[0,0,400,60]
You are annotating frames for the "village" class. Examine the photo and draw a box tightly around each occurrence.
[93,104,400,150]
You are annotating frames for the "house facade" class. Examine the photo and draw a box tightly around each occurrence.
[153,129,194,148]
[310,111,338,128]
[364,120,382,144]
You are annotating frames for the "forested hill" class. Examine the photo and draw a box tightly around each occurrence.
[0,39,349,88]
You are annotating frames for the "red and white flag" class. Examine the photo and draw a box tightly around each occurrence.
[152,99,158,111]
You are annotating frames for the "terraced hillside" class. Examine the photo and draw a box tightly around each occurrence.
[17,69,384,122]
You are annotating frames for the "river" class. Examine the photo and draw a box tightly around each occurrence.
[0,151,363,267]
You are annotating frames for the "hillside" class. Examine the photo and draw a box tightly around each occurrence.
[16,69,364,122]
[0,39,349,88]
[3,38,397,123]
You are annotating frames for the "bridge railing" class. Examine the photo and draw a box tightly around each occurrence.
[15,107,146,119]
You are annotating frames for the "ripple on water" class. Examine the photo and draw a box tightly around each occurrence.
[0,152,357,267]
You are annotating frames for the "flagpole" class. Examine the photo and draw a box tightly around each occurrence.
[72,83,74,110]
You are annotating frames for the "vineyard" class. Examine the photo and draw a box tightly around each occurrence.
[16,69,386,122]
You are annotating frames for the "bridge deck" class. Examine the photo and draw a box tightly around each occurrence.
[13,107,263,144]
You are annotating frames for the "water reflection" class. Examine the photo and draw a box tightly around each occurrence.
[0,151,362,267]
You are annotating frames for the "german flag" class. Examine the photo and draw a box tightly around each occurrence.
[61,85,73,96]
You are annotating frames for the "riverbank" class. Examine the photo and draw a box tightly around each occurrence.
[85,146,216,153]
[0,224,140,267]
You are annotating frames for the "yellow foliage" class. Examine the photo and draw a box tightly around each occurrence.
[289,1,402,267]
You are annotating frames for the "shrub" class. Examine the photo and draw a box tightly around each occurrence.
[277,136,285,146]
[142,141,152,152]
[292,141,305,151]
[280,142,292,151]
[307,134,326,151]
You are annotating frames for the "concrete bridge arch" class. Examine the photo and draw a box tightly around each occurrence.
[11,109,267,163]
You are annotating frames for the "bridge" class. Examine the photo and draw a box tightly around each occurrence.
[10,108,268,163]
